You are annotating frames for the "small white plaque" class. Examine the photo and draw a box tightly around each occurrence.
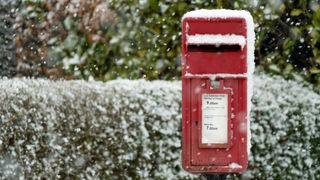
[202,94,228,144]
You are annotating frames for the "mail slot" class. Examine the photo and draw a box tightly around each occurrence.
[181,9,255,173]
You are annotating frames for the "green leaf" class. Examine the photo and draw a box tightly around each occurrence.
[64,16,73,30]
[291,72,304,82]
[290,9,303,16]
[284,64,293,75]
[310,67,320,74]
[312,8,320,27]
[269,64,280,73]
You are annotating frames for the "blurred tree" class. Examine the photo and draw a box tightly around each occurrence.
[254,0,320,90]
[14,0,320,90]
[15,0,115,79]
[0,0,21,77]
[108,0,320,87]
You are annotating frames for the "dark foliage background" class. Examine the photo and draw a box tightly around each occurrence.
[0,0,20,77]
[8,0,320,91]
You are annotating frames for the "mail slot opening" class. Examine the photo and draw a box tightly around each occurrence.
[188,44,241,52]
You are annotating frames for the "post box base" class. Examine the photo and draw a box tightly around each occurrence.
[204,174,227,180]
[182,162,248,174]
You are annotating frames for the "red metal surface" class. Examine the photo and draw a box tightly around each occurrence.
[181,17,249,173]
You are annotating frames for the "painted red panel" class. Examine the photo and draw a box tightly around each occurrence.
[187,18,246,36]
[181,17,249,173]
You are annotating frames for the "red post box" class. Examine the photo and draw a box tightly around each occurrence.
[181,9,254,173]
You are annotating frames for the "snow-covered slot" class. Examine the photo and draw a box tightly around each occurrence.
[187,34,246,49]
[184,72,247,79]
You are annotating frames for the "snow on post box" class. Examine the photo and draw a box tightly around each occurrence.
[181,9,254,173]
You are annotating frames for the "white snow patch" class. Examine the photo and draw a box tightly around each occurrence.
[183,9,255,155]
[183,9,252,20]
[184,72,247,79]
[187,34,246,49]
[229,162,242,169]
[62,54,85,69]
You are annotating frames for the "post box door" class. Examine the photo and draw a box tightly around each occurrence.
[189,78,247,166]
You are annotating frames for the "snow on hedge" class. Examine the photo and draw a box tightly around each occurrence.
[0,74,319,179]
[248,74,320,179]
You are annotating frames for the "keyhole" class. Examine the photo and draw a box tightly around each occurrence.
[210,80,220,89]
[195,120,198,127]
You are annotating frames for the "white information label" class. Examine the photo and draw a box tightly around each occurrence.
[202,94,228,144]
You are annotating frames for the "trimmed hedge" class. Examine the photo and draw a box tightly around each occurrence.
[248,74,320,179]
[0,74,319,179]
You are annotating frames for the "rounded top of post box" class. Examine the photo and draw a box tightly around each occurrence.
[182,9,253,22]
[182,9,255,75]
